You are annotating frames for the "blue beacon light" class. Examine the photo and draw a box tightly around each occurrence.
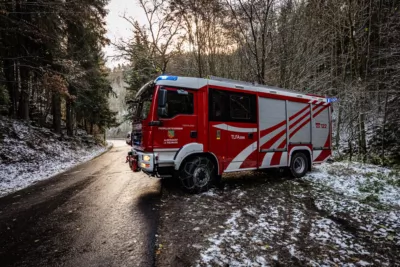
[156,76,178,81]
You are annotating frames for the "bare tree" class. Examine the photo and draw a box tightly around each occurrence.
[225,0,275,84]
[121,0,183,73]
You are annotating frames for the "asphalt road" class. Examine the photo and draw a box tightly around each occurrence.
[0,140,161,267]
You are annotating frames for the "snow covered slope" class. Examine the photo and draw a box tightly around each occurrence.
[0,117,110,197]
[306,162,400,206]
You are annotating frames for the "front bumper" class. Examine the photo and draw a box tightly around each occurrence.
[134,150,156,174]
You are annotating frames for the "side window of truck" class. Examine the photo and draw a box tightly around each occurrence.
[161,90,194,118]
[230,95,251,119]
[209,89,256,123]
[209,89,229,121]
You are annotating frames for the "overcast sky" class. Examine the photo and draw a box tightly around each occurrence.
[104,0,146,68]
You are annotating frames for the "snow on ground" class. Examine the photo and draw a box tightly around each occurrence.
[156,162,400,266]
[304,163,400,251]
[154,164,400,266]
[197,187,391,266]
[305,161,400,207]
[0,118,110,197]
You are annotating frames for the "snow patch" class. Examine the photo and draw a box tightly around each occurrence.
[305,162,400,207]
[0,118,110,197]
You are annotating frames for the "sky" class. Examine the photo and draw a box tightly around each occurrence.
[104,0,147,68]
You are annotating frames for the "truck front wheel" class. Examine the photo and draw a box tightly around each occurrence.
[179,156,215,193]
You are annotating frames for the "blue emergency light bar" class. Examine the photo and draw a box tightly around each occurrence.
[156,75,178,81]
[327,97,338,103]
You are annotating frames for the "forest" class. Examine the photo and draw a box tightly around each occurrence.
[1,0,400,164]
[119,0,400,165]
[0,0,117,136]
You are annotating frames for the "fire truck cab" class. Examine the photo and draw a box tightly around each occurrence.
[128,75,332,192]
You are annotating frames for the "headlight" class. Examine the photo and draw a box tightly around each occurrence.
[143,155,151,162]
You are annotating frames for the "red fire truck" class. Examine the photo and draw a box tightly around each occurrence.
[127,76,332,192]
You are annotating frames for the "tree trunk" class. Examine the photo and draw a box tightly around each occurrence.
[335,103,342,150]
[359,111,367,162]
[17,89,29,121]
[17,66,29,120]
[66,100,73,136]
[348,139,353,162]
[380,92,389,163]
[4,59,18,118]
[52,92,61,134]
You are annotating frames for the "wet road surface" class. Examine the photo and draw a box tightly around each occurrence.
[0,140,161,267]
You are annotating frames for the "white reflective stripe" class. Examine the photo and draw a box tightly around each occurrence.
[259,123,286,146]
[289,106,310,126]
[280,152,288,166]
[313,150,323,161]
[223,104,326,171]
[259,106,308,151]
[259,120,285,131]
[226,161,242,171]
[260,133,287,167]
[224,167,257,173]
[153,148,179,152]
[225,141,257,171]
[289,111,310,135]
[261,152,288,168]
[259,105,308,148]
[261,152,274,167]
[312,104,327,118]
[213,124,257,133]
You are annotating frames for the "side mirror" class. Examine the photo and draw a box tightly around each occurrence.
[158,88,168,117]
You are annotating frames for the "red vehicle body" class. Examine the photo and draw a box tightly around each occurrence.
[127,76,332,192]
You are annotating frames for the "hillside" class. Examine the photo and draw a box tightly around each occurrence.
[0,117,109,197]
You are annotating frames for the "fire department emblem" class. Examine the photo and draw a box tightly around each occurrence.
[167,130,175,138]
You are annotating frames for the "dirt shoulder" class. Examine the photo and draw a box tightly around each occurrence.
[155,168,400,266]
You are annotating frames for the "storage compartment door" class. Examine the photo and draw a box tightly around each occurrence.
[259,98,287,168]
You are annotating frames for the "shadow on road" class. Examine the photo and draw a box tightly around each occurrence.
[134,185,162,267]
[160,168,293,195]
[0,176,96,267]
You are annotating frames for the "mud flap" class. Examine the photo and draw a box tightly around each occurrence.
[131,155,140,172]
[127,152,140,172]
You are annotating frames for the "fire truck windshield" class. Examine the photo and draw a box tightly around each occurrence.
[133,83,154,120]
[139,99,152,119]
[132,97,152,120]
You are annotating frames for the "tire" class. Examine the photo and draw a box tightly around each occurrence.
[128,160,133,170]
[290,152,308,178]
[179,156,215,193]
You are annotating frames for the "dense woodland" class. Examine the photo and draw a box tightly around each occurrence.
[119,0,400,165]
[1,0,399,164]
[0,0,117,136]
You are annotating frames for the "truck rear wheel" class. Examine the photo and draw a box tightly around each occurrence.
[179,156,215,193]
[290,152,308,178]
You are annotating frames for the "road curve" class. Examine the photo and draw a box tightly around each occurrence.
[0,140,161,267]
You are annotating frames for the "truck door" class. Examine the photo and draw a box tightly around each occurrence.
[152,87,198,151]
[208,89,258,172]
[208,89,228,173]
